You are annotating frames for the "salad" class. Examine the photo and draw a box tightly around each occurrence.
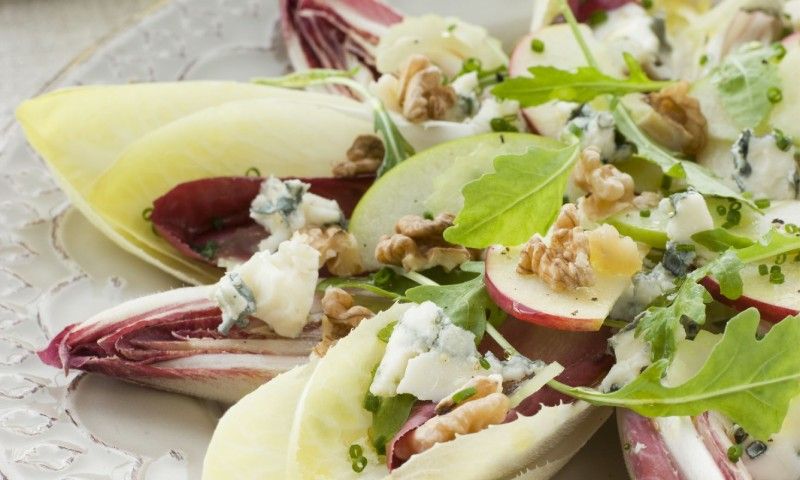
[16,0,800,478]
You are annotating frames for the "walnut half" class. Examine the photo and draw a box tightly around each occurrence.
[333,134,384,177]
[572,147,635,220]
[374,54,457,123]
[375,213,477,271]
[517,204,595,291]
[313,287,373,356]
[302,226,363,277]
[394,375,510,460]
[645,81,707,157]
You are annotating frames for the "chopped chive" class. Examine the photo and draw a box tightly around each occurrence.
[531,38,545,53]
[675,243,696,253]
[699,54,708,66]
[349,444,363,460]
[363,391,381,413]
[775,253,787,265]
[758,264,769,276]
[716,205,727,216]
[587,10,608,26]
[462,57,481,73]
[727,444,743,463]
[373,267,396,289]
[352,456,368,473]
[773,129,792,152]
[451,386,477,405]
[660,175,672,191]
[754,198,771,209]
[642,0,653,9]
[447,23,457,32]
[767,87,783,104]
[377,321,398,343]
[142,207,154,221]
[245,166,261,177]
[479,356,491,369]
[639,209,651,218]
[785,223,799,234]
[773,42,787,61]
[490,116,518,132]
[423,211,434,220]
[729,200,742,211]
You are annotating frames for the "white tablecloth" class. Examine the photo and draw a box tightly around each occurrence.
[0,0,158,127]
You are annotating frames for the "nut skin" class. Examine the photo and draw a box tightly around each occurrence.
[333,134,384,177]
[313,287,373,356]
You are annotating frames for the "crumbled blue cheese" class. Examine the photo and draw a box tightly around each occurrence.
[594,3,670,78]
[743,396,800,480]
[611,264,676,321]
[665,191,714,243]
[370,301,540,402]
[730,130,800,200]
[562,104,631,161]
[213,234,320,338]
[600,327,652,392]
[250,176,344,252]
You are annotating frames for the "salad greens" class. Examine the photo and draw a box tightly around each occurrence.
[711,43,783,130]
[443,142,580,248]
[253,69,415,176]
[406,262,505,339]
[550,309,800,441]
[493,53,672,107]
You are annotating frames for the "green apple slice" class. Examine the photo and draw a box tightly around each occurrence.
[606,209,670,248]
[349,133,562,271]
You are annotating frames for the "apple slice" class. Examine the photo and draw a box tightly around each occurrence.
[701,262,800,323]
[606,208,670,248]
[508,24,618,135]
[484,245,633,331]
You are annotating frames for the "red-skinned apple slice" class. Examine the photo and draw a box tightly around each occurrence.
[485,245,633,331]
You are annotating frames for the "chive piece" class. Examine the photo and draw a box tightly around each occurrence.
[729,200,742,211]
[785,223,799,234]
[372,267,396,289]
[716,205,727,216]
[699,54,708,66]
[531,38,545,53]
[141,207,154,221]
[451,386,477,405]
[245,166,261,177]
[462,57,481,73]
[660,175,672,191]
[773,129,792,152]
[377,321,397,343]
[770,264,785,284]
[773,42,787,61]
[479,356,491,369]
[728,444,743,463]
[349,444,363,460]
[587,10,608,26]
[642,0,653,9]
[758,264,769,276]
[767,87,783,104]
[363,391,381,413]
[776,253,788,265]
[423,211,434,220]
[490,116,518,132]
[639,209,651,218]
[675,243,696,253]
[352,456,368,473]
[754,198,771,209]
[447,23,457,32]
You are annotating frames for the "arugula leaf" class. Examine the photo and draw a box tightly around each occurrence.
[253,69,414,176]
[736,229,800,264]
[366,393,416,455]
[493,53,672,107]
[406,267,505,340]
[636,250,743,360]
[691,228,755,252]
[552,309,800,441]
[317,267,415,300]
[636,278,710,361]
[443,142,580,248]
[711,43,782,130]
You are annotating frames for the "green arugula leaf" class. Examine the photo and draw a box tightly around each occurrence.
[552,309,800,441]
[711,43,782,130]
[736,229,800,264]
[317,267,415,300]
[691,228,755,252]
[253,69,414,176]
[636,250,743,360]
[366,393,416,455]
[493,53,672,107]
[443,141,580,248]
[406,267,505,340]
[636,279,710,361]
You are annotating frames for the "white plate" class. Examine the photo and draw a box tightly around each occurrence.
[0,0,627,478]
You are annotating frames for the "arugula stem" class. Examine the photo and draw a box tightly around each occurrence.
[485,323,520,357]
[399,270,439,286]
[603,318,630,329]
[557,0,599,69]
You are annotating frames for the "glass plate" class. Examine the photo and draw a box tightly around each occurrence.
[0,0,627,477]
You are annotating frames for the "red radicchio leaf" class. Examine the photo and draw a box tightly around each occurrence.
[386,319,614,470]
[569,0,634,22]
[150,175,374,266]
[280,0,402,93]
[617,408,684,480]
[38,286,321,404]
